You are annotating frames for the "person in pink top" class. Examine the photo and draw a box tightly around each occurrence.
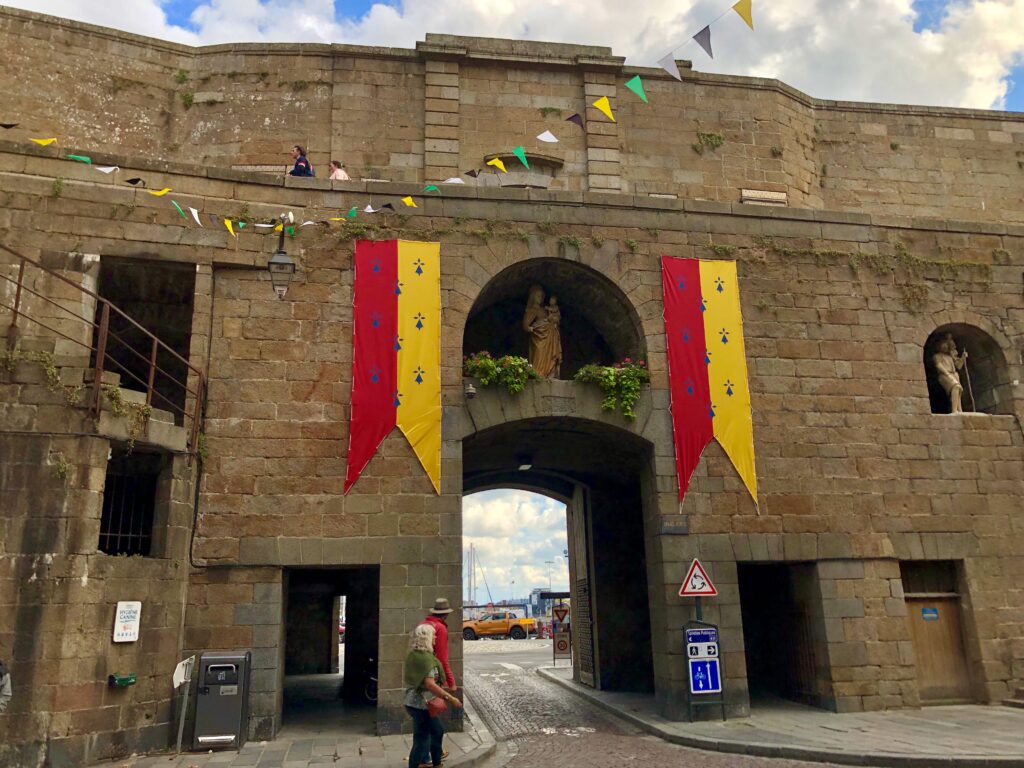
[420,598,457,691]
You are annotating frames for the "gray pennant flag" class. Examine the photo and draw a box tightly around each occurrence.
[656,52,683,81]
[693,25,713,59]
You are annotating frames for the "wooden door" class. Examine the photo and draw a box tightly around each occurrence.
[905,597,973,702]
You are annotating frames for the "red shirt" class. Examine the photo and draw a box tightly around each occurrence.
[422,615,456,688]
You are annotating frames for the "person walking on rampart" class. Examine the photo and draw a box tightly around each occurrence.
[288,145,314,177]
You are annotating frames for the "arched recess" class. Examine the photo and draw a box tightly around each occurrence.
[463,417,657,695]
[923,323,1013,414]
[462,258,647,379]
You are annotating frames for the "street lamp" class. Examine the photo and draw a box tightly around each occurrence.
[267,212,296,299]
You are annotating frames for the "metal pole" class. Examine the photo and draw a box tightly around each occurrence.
[5,259,25,350]
[695,596,703,623]
[175,674,191,754]
[963,355,977,412]
[146,338,158,406]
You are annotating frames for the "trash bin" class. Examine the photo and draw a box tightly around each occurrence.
[192,651,251,751]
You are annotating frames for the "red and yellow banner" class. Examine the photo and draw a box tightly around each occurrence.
[662,257,757,504]
[345,240,441,494]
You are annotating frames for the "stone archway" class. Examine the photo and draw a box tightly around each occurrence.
[462,258,647,379]
[462,416,657,694]
[923,323,1013,414]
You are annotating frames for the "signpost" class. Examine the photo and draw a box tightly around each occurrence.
[553,631,571,660]
[172,655,195,754]
[553,606,569,624]
[551,600,570,665]
[679,560,725,721]
[112,601,142,643]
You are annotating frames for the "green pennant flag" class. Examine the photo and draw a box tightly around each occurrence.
[238,221,246,229]
[624,75,648,103]
[171,200,187,219]
[286,226,296,236]
[423,184,440,193]
[511,146,529,169]
[67,154,92,164]
[346,206,358,219]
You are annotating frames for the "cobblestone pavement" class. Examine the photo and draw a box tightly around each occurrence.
[464,646,841,768]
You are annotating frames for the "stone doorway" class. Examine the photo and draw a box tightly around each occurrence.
[737,563,831,709]
[281,567,379,736]
[462,417,656,694]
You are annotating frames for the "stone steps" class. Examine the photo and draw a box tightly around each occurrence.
[1004,688,1024,709]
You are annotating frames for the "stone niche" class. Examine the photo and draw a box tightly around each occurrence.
[462,257,646,378]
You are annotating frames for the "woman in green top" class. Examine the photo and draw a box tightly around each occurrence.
[404,623,462,768]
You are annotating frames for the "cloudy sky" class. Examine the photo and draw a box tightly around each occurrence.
[464,490,568,604]
[4,0,1024,110]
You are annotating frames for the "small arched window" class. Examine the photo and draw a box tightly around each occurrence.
[923,323,1012,414]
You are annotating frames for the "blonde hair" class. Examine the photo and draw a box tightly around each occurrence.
[410,623,435,652]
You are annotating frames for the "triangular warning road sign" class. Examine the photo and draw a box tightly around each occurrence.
[553,606,569,623]
[679,559,717,597]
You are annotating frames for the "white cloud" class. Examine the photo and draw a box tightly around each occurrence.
[6,0,1024,109]
[464,489,569,603]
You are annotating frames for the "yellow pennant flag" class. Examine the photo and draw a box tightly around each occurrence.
[732,0,754,30]
[30,138,57,146]
[485,158,506,173]
[396,241,442,493]
[148,187,172,196]
[224,218,236,237]
[592,96,615,122]
[401,196,417,208]
[699,261,757,504]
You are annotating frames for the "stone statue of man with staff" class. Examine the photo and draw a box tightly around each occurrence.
[933,333,971,413]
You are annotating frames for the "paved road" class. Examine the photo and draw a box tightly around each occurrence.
[464,640,839,768]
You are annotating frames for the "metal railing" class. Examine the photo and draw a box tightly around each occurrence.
[0,243,206,459]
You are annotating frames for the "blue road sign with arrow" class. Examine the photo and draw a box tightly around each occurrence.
[688,658,721,695]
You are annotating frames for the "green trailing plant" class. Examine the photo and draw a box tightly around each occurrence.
[771,146,784,158]
[463,352,539,395]
[103,386,152,453]
[538,107,562,118]
[536,221,557,235]
[50,450,70,481]
[0,348,83,405]
[51,178,65,198]
[624,239,639,253]
[558,235,583,249]
[181,92,194,110]
[174,69,189,84]
[574,358,650,420]
[708,243,737,258]
[591,234,605,247]
[196,433,210,464]
[644,228,660,239]
[692,131,725,155]
[890,142,900,151]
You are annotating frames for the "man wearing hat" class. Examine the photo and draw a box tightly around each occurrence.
[420,598,457,692]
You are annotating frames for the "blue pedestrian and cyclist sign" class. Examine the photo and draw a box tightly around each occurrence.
[689,658,722,694]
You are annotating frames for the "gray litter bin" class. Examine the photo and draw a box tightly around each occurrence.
[192,651,251,751]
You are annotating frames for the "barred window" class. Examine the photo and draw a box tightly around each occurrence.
[98,452,163,556]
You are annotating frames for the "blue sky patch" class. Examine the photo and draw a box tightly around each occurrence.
[911,0,951,33]
[1006,64,1024,113]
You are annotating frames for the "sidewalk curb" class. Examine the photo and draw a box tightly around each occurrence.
[537,668,1024,768]
[453,693,497,768]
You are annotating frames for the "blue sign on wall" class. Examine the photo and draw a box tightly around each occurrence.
[688,658,721,694]
[685,628,718,645]
[921,607,939,621]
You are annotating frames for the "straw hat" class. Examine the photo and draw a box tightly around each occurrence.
[430,598,454,615]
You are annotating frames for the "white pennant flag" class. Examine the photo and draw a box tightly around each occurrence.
[95,165,119,174]
[188,207,203,226]
[657,52,683,81]
[254,223,275,228]
[441,177,465,184]
[536,130,559,143]
[363,204,378,213]
[301,220,316,226]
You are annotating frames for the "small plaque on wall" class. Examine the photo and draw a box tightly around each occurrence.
[113,601,142,643]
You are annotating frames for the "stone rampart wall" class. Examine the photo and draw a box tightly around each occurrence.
[1,7,1022,221]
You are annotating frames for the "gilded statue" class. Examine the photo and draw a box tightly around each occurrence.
[523,285,562,378]
[933,333,969,413]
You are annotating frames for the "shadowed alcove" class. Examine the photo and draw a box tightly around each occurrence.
[923,323,1012,414]
[462,258,646,378]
